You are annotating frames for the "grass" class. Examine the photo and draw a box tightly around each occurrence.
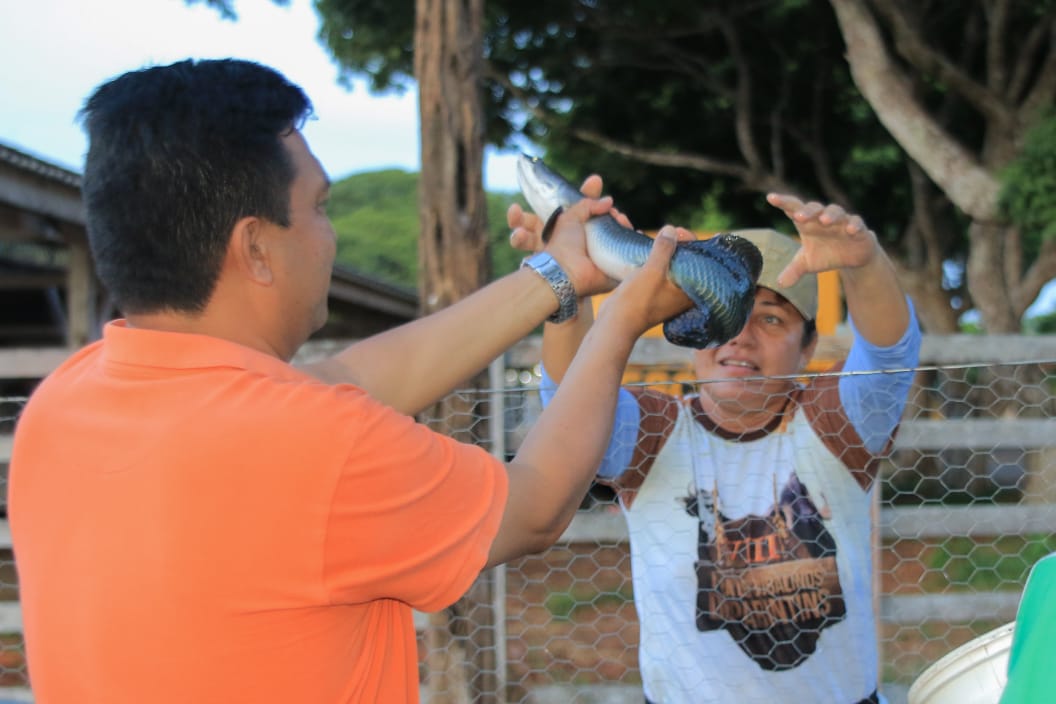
[927,533,1056,590]
[544,586,635,622]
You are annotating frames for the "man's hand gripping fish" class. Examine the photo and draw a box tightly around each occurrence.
[516,155,763,349]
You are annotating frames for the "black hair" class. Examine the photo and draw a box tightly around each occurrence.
[78,58,314,314]
[802,318,817,350]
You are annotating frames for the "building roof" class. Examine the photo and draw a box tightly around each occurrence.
[0,138,419,347]
[0,141,82,190]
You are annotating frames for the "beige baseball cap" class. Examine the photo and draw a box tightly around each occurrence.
[731,228,817,321]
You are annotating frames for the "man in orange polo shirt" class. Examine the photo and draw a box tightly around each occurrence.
[8,58,700,703]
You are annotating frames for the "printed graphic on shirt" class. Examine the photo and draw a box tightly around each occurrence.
[687,473,846,671]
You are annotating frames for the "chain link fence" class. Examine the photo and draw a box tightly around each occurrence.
[1,338,1054,703]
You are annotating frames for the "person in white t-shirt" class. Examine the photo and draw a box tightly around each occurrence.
[509,185,921,703]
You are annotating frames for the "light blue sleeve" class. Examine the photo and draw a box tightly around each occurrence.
[838,297,922,454]
[539,365,639,479]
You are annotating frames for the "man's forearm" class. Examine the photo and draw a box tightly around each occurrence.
[487,296,644,567]
[304,267,564,415]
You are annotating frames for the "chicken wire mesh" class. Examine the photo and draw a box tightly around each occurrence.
[0,357,1053,702]
[412,357,1056,703]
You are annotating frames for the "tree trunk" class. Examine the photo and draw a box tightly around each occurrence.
[966,221,1019,334]
[891,266,959,334]
[416,0,490,313]
[414,0,498,701]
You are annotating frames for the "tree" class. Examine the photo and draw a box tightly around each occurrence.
[328,169,522,290]
[316,0,1056,335]
[414,0,491,314]
[828,0,1056,334]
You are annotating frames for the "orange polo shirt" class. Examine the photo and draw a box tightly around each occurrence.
[9,321,508,703]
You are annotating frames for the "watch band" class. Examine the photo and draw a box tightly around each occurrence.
[520,251,578,324]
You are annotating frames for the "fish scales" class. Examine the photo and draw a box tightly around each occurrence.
[516,154,762,349]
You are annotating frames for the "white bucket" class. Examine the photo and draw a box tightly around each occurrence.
[907,621,1015,704]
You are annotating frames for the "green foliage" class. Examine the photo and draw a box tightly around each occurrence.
[1024,309,1056,334]
[544,586,634,622]
[999,113,1056,252]
[208,0,1056,326]
[487,191,528,278]
[315,0,417,93]
[315,0,908,229]
[480,0,912,231]
[928,534,1056,591]
[328,169,419,286]
[328,169,523,289]
[685,184,736,235]
[186,0,289,22]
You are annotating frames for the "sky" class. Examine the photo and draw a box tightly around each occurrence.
[0,0,524,191]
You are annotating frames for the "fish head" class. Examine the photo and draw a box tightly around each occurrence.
[708,232,764,284]
[516,154,584,220]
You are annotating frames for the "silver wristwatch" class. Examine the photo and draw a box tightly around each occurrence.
[520,251,578,324]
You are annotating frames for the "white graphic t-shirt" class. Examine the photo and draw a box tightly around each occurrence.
[623,395,878,703]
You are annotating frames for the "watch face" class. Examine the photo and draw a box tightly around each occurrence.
[521,252,546,268]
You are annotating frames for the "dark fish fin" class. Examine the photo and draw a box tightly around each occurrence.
[539,206,564,244]
[672,239,715,256]
[676,235,763,285]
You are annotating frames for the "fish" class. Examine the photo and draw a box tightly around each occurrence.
[516,154,762,349]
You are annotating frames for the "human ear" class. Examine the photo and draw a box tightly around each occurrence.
[230,217,273,285]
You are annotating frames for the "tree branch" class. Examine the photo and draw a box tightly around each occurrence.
[868,0,1013,128]
[1015,236,1056,318]
[717,16,765,173]
[985,0,1011,96]
[486,66,792,193]
[804,74,853,207]
[1019,19,1056,117]
[908,163,948,274]
[829,0,1000,220]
